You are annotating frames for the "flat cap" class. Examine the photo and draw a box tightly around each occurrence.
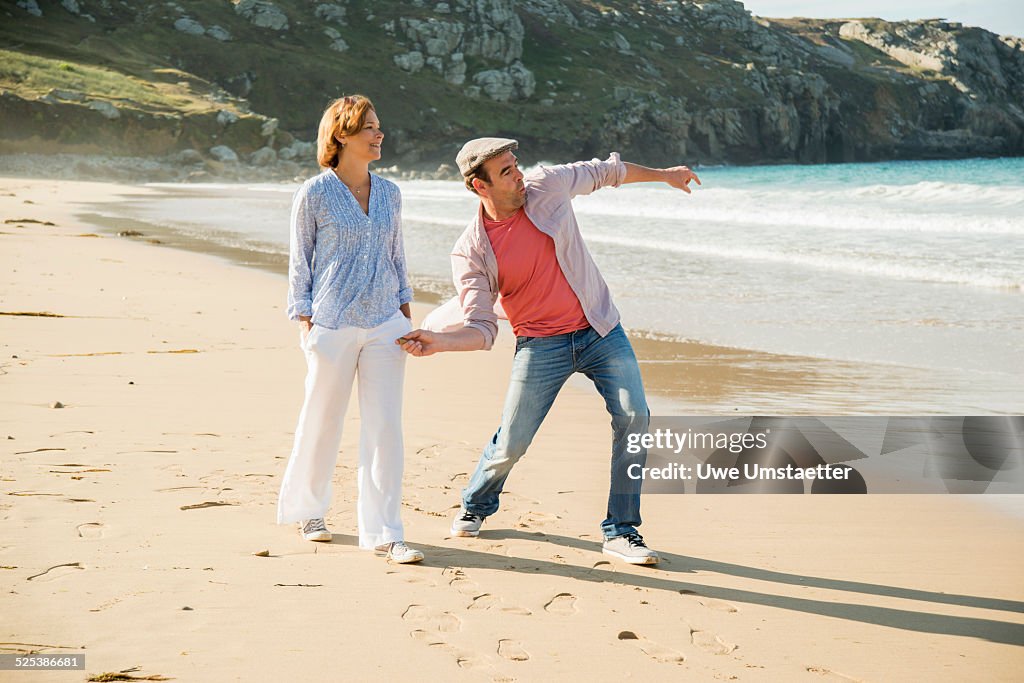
[456,137,519,177]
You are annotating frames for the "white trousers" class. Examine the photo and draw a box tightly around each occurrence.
[277,311,411,549]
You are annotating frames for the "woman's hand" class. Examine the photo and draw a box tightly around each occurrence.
[299,316,313,341]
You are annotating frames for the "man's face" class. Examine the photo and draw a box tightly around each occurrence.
[476,150,526,211]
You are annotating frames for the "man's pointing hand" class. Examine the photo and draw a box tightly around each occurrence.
[664,166,702,194]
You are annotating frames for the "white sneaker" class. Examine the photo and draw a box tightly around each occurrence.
[450,508,485,537]
[376,541,424,564]
[300,518,332,542]
[602,532,659,565]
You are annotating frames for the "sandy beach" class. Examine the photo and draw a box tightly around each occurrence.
[2,177,1023,682]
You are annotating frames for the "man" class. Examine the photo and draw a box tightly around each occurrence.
[399,138,700,565]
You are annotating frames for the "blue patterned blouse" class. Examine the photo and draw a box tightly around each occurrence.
[286,170,412,329]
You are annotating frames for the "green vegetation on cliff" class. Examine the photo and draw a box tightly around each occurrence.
[1,0,1021,169]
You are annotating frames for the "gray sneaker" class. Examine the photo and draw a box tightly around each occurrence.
[602,532,659,565]
[450,508,485,537]
[375,541,424,564]
[300,518,332,542]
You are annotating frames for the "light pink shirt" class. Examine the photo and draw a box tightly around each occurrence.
[450,153,627,350]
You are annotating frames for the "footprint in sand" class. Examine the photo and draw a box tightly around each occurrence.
[806,666,864,681]
[543,592,578,615]
[485,542,510,556]
[467,593,532,616]
[515,511,559,529]
[402,604,461,633]
[690,629,737,655]
[401,575,437,587]
[503,491,541,506]
[497,639,530,662]
[617,631,685,664]
[76,522,105,539]
[698,598,740,613]
[443,567,482,596]
[89,596,124,612]
[409,630,487,671]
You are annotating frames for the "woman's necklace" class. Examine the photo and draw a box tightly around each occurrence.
[335,169,369,195]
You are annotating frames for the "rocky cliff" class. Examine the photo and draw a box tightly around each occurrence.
[1,0,1022,175]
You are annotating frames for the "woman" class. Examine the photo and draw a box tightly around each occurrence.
[277,94,423,564]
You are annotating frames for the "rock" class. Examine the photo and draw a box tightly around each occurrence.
[836,18,1024,106]
[172,149,204,165]
[814,43,855,67]
[445,57,467,85]
[314,3,347,24]
[520,0,579,27]
[398,18,464,57]
[434,163,457,179]
[473,69,515,102]
[206,25,232,41]
[87,101,120,119]
[612,31,631,53]
[61,0,79,14]
[508,61,536,98]
[49,89,86,102]
[324,27,341,40]
[233,0,289,31]
[426,56,444,73]
[472,62,535,101]
[329,38,349,52]
[425,37,450,57]
[204,158,227,174]
[224,72,256,98]
[540,98,554,107]
[174,18,205,36]
[435,3,450,13]
[261,118,279,137]
[253,549,271,557]
[249,147,277,166]
[464,85,482,99]
[691,0,757,32]
[17,1,42,17]
[51,401,64,409]
[393,51,425,74]
[209,145,239,163]
[216,110,239,125]
[278,140,315,161]
[461,0,524,65]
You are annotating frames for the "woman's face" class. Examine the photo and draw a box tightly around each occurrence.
[339,109,384,162]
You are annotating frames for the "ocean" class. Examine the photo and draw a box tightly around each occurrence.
[80,156,1024,412]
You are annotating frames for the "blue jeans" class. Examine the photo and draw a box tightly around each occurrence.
[461,324,649,539]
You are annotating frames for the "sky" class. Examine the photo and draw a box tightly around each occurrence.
[739,1,1024,38]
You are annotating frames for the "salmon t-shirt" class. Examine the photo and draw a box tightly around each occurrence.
[483,207,590,337]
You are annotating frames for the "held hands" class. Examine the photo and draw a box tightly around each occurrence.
[664,166,701,194]
[396,329,440,357]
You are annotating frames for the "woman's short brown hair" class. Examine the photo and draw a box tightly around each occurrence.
[316,94,375,169]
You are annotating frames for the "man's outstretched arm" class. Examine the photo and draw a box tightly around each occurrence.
[397,327,487,357]
[623,162,701,193]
